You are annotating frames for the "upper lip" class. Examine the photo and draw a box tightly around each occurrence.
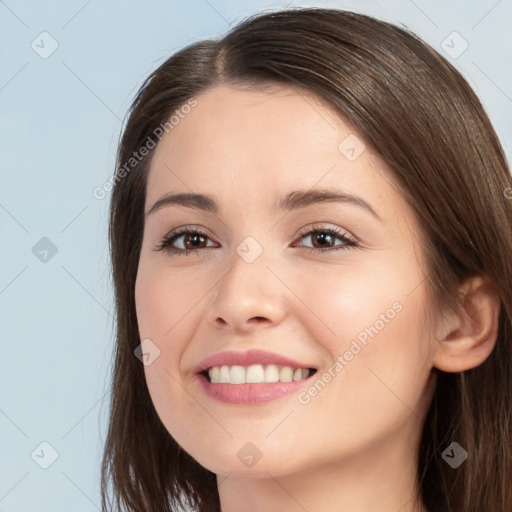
[193,349,316,374]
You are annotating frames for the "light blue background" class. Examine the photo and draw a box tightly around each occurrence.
[1,1,511,510]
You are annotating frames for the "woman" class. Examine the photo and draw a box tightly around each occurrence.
[101,7,512,512]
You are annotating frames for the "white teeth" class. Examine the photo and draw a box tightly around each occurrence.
[219,365,230,383]
[230,365,245,384]
[246,364,265,383]
[279,366,293,382]
[264,364,280,382]
[207,364,312,384]
[210,366,220,383]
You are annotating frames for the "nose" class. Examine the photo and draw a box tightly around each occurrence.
[205,245,288,335]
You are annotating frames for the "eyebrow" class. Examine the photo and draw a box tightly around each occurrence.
[145,188,382,221]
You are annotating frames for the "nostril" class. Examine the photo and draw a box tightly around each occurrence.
[248,316,270,324]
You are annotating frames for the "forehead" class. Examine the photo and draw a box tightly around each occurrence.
[149,83,343,172]
[145,83,403,221]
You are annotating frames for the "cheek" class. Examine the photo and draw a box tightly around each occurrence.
[134,265,198,405]
[289,254,426,351]
[290,255,432,414]
[135,265,209,446]
[135,263,206,342]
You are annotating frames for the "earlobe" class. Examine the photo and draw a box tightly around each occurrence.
[432,275,501,373]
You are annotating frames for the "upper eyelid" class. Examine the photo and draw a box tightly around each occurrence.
[166,223,350,237]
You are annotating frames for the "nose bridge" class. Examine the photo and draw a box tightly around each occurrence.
[207,233,287,330]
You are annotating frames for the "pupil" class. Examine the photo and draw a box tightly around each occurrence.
[186,234,204,249]
[315,232,332,247]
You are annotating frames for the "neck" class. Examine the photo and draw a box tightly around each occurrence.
[216,427,428,512]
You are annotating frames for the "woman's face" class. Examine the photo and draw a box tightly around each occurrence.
[135,83,438,477]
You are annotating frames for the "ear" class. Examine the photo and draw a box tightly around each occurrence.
[433,275,501,373]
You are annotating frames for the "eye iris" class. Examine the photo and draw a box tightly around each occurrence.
[184,233,206,250]
[313,232,334,248]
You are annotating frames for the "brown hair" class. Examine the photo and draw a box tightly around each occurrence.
[101,7,512,512]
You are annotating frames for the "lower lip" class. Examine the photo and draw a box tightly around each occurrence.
[197,372,313,405]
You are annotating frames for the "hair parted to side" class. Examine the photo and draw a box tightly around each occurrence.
[102,7,512,512]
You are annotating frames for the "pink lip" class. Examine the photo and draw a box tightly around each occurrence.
[197,377,311,405]
[192,349,315,374]
[192,349,317,405]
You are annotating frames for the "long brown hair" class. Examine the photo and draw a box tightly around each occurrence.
[101,7,512,512]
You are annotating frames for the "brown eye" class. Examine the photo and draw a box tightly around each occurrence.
[293,226,358,254]
[180,233,208,250]
[154,228,216,254]
[153,225,358,255]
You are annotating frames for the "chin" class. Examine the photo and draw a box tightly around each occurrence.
[179,438,298,477]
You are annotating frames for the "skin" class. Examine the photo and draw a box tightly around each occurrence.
[134,83,500,512]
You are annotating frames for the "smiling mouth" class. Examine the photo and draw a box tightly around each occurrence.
[201,364,318,384]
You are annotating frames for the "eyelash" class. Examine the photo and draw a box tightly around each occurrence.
[152,224,359,256]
